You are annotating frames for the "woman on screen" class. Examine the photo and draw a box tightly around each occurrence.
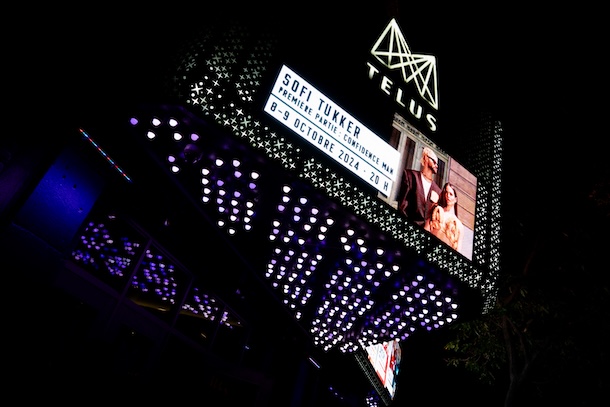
[424,182,463,252]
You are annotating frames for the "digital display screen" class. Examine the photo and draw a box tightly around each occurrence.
[264,64,401,196]
[365,340,401,399]
[380,113,477,260]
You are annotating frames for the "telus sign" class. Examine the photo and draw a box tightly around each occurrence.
[366,18,439,133]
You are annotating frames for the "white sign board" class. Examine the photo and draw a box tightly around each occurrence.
[264,65,400,195]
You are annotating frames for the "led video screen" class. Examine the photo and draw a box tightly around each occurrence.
[379,113,477,260]
[365,339,402,400]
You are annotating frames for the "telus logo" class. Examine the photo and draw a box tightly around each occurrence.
[367,18,439,132]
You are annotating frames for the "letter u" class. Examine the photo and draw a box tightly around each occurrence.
[408,100,423,119]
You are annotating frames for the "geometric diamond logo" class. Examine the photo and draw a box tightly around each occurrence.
[371,18,439,110]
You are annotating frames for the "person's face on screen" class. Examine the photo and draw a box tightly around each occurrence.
[425,153,438,174]
[445,184,457,206]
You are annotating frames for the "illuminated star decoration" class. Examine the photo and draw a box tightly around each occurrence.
[371,18,439,110]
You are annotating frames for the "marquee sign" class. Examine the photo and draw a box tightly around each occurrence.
[264,64,401,195]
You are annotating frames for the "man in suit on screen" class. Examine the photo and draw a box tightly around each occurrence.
[396,146,442,227]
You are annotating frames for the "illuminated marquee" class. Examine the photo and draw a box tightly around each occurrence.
[264,64,401,195]
[367,18,439,132]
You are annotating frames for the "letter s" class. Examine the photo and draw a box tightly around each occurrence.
[426,114,437,132]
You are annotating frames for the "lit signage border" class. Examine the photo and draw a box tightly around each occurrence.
[264,65,400,195]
